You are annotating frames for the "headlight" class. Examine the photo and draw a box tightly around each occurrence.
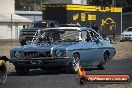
[55,50,63,57]
[15,51,21,58]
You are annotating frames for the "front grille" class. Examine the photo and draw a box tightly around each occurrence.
[24,51,52,58]
[25,37,33,40]
[22,32,36,35]
[38,51,52,57]
[24,51,38,58]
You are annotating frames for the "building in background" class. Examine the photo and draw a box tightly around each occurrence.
[0,0,32,39]
[48,0,87,5]
[15,11,42,22]
[122,6,132,31]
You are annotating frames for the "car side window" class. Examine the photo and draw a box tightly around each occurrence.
[81,31,91,42]
[89,31,100,41]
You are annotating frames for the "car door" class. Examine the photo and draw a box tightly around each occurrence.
[89,31,105,61]
[79,30,98,65]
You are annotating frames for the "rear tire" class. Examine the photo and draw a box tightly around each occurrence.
[0,65,7,84]
[97,53,109,70]
[103,53,109,64]
[97,62,105,70]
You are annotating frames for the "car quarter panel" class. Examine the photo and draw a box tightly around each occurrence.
[66,42,99,65]
[96,39,116,60]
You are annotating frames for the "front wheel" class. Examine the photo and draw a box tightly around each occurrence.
[67,54,80,73]
[0,65,7,84]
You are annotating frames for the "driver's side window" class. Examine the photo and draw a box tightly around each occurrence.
[89,31,100,41]
[81,31,91,42]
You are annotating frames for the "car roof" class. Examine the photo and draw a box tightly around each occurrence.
[125,27,132,30]
[127,27,132,29]
[42,27,95,31]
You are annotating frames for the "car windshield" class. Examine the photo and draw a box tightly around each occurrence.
[127,28,132,32]
[31,29,80,44]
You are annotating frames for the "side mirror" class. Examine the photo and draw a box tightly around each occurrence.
[104,37,110,43]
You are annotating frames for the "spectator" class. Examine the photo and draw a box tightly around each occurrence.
[92,23,99,33]
[23,25,26,28]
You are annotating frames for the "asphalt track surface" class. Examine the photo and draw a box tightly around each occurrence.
[0,57,132,88]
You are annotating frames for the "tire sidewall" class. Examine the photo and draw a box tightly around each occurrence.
[69,54,80,73]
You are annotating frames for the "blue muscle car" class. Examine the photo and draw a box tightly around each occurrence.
[9,27,116,74]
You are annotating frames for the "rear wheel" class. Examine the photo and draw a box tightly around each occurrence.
[0,65,7,84]
[97,62,105,70]
[67,53,80,73]
[97,53,109,70]
[103,53,109,64]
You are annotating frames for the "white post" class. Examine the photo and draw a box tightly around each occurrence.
[112,0,115,6]
[121,10,123,40]
[11,14,13,45]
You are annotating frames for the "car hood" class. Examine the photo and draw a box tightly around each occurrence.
[11,42,78,52]
[122,31,132,35]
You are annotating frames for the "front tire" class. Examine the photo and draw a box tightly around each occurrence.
[0,65,7,84]
[67,53,80,73]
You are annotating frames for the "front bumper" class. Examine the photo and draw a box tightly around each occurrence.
[9,57,70,69]
[121,36,132,41]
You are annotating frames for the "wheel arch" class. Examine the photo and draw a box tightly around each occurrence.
[104,50,110,56]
